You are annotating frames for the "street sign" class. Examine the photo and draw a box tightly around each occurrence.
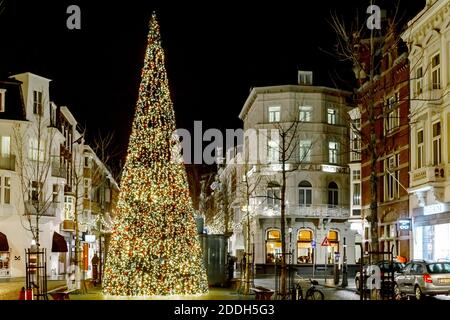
[311,240,316,248]
[321,237,330,246]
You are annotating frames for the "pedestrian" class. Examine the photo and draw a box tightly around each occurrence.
[92,252,99,285]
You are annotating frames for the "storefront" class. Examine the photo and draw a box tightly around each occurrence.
[265,229,281,263]
[297,229,313,264]
[412,203,450,261]
[0,232,10,278]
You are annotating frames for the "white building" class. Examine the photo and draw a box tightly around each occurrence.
[402,0,450,261]
[227,71,358,266]
[0,72,118,280]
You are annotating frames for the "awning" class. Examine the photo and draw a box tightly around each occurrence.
[0,232,9,251]
[51,232,68,253]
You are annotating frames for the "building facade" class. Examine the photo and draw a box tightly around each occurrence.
[353,25,411,260]
[402,0,450,261]
[228,72,357,266]
[0,72,118,279]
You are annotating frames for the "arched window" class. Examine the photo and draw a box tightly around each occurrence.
[298,181,312,207]
[267,182,280,209]
[326,230,340,264]
[297,229,313,264]
[328,182,338,207]
[266,229,281,263]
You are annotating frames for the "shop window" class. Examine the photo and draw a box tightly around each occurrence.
[297,229,313,264]
[327,230,339,264]
[266,229,281,263]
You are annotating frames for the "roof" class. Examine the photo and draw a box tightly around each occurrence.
[0,78,27,121]
[239,84,353,120]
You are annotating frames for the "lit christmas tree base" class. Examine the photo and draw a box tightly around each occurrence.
[102,12,208,296]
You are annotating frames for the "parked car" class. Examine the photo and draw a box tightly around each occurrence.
[355,260,405,296]
[394,260,450,300]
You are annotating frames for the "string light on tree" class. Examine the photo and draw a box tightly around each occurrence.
[102,12,208,296]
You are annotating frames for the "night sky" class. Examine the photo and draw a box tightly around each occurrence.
[0,0,425,162]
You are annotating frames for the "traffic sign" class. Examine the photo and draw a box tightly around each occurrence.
[311,240,316,248]
[321,237,330,246]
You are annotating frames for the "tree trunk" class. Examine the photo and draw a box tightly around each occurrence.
[279,138,287,298]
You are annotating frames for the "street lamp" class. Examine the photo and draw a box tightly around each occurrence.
[341,237,348,288]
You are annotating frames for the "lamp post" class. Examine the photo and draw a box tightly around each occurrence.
[341,237,348,287]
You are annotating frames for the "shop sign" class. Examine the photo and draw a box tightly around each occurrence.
[424,203,445,216]
[398,219,412,231]
[84,235,96,243]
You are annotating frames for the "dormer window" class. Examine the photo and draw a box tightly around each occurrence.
[33,90,43,115]
[298,71,313,85]
[0,89,6,112]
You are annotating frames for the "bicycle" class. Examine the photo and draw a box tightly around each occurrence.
[294,276,325,300]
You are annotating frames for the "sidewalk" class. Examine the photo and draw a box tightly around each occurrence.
[0,277,66,300]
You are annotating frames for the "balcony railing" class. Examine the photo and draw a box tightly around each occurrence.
[410,165,447,187]
[255,204,350,219]
[51,161,67,179]
[24,201,57,217]
[0,155,15,171]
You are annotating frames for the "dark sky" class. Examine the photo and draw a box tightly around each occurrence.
[0,0,425,160]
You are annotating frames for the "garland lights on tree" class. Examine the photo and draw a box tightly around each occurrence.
[103,13,208,296]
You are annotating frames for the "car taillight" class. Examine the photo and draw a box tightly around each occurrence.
[423,274,433,283]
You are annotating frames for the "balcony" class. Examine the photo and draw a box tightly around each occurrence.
[51,161,67,179]
[255,204,350,220]
[24,201,57,217]
[61,219,75,232]
[410,165,447,187]
[0,155,15,171]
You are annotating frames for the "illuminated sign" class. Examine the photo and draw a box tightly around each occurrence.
[424,203,445,216]
[398,219,412,231]
[84,235,96,243]
[322,165,338,173]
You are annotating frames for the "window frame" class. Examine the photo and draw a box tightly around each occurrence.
[431,53,441,90]
[33,90,43,115]
[299,139,312,162]
[299,105,312,122]
[328,141,338,164]
[327,108,337,125]
[268,106,281,123]
[432,121,441,165]
[417,129,424,169]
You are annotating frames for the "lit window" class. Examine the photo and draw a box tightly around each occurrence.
[299,106,312,122]
[268,106,280,122]
[1,136,10,157]
[432,122,441,165]
[417,130,424,169]
[266,229,281,263]
[327,108,337,124]
[328,141,338,164]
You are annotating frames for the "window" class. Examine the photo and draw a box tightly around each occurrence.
[268,106,280,122]
[327,108,337,124]
[33,90,43,115]
[1,136,10,157]
[298,71,313,85]
[50,103,57,127]
[353,183,361,205]
[64,195,75,220]
[299,106,312,122]
[0,89,5,112]
[267,139,278,163]
[297,229,313,264]
[266,229,281,263]
[52,184,59,203]
[385,155,400,201]
[298,181,312,207]
[83,178,91,200]
[352,209,361,216]
[267,183,280,209]
[28,138,44,161]
[350,119,361,161]
[30,181,42,202]
[432,122,441,165]
[299,140,311,162]
[352,170,361,181]
[328,141,338,164]
[327,230,340,264]
[415,67,423,95]
[328,182,338,207]
[417,130,424,169]
[0,177,11,204]
[84,156,91,168]
[431,54,441,90]
[385,94,399,134]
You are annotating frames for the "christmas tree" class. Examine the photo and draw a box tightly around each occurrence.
[102,13,208,296]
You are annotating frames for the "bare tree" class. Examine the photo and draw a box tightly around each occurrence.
[14,100,57,248]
